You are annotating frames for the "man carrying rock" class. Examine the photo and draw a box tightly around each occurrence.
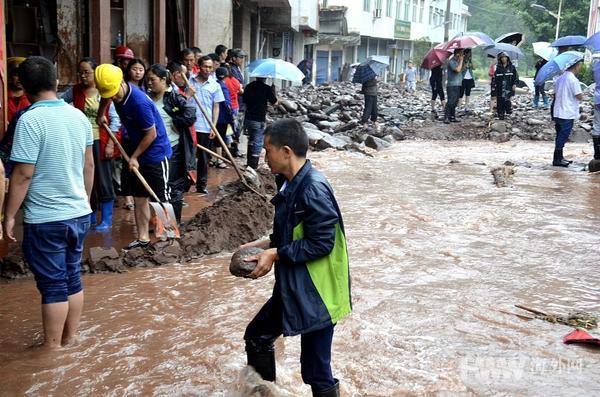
[444,49,464,124]
[552,59,583,167]
[240,119,351,397]
[242,77,278,169]
[3,56,95,348]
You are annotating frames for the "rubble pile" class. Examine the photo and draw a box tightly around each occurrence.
[0,172,277,279]
[268,82,594,148]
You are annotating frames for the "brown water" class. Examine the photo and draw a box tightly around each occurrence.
[1,140,600,396]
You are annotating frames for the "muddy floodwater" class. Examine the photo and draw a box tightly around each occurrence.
[1,140,600,396]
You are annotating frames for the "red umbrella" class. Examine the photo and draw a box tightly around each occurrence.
[563,329,600,346]
[421,48,452,69]
[442,35,485,51]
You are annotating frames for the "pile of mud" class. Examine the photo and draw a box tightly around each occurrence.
[0,170,276,279]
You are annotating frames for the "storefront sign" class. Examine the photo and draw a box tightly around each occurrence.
[394,20,411,40]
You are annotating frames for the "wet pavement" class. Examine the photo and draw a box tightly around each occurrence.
[1,140,599,396]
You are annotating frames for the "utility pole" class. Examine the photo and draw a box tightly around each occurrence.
[444,0,452,42]
[555,0,563,40]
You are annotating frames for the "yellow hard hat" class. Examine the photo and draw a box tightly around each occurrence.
[94,64,123,98]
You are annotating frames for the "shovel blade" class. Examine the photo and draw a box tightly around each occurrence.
[149,202,180,240]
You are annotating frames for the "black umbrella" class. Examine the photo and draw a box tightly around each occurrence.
[496,32,523,46]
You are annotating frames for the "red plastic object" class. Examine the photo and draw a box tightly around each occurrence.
[563,329,600,346]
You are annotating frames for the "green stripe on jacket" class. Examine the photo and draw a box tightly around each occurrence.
[292,222,352,324]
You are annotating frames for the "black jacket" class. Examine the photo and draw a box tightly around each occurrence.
[494,62,519,99]
[162,89,197,172]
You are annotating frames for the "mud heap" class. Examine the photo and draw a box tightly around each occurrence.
[268,82,594,149]
[0,171,277,279]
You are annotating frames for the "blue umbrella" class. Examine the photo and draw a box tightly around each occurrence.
[485,43,524,60]
[551,35,586,48]
[352,56,389,83]
[584,31,600,52]
[534,51,584,85]
[248,58,305,83]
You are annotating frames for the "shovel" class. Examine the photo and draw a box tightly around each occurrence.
[196,143,261,188]
[181,73,267,199]
[101,123,180,240]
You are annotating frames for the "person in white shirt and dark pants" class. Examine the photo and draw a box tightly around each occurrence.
[552,61,584,167]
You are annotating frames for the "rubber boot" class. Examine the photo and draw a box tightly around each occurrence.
[172,201,183,226]
[247,155,260,170]
[312,379,340,397]
[533,95,539,108]
[553,149,570,167]
[543,95,549,108]
[231,141,242,158]
[247,351,276,382]
[450,106,459,122]
[95,201,113,231]
[593,136,600,160]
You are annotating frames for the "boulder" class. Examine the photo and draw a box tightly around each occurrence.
[315,134,351,150]
[88,246,124,273]
[305,128,325,145]
[526,118,546,126]
[230,247,263,278]
[365,135,392,150]
[280,99,298,113]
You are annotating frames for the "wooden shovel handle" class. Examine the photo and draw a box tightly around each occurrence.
[196,143,233,166]
[102,123,162,203]
[181,73,246,183]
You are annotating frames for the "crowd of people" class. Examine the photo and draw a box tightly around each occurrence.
[0,41,351,396]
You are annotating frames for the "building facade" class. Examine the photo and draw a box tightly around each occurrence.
[317,0,470,84]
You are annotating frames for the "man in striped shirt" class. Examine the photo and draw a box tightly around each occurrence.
[3,56,95,349]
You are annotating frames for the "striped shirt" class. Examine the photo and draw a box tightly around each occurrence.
[11,99,93,224]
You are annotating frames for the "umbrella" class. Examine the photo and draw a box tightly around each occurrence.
[248,58,305,83]
[532,41,558,61]
[421,48,452,69]
[550,35,586,48]
[584,31,600,52]
[352,56,389,83]
[452,31,495,47]
[534,50,584,85]
[485,43,524,60]
[442,35,485,50]
[495,32,524,46]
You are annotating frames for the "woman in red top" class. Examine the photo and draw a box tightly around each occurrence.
[7,66,31,124]
[223,68,243,157]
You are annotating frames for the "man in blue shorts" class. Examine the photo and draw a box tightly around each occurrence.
[95,64,172,248]
[3,56,95,348]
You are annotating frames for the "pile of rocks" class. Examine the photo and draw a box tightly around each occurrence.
[267,82,594,148]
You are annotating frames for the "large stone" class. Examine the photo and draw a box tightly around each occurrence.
[305,128,325,145]
[151,240,182,266]
[0,245,31,279]
[526,118,546,126]
[88,246,123,273]
[308,112,330,121]
[365,135,392,150]
[230,247,263,278]
[280,99,298,113]
[315,134,351,150]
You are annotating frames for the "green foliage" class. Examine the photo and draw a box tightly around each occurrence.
[578,63,594,86]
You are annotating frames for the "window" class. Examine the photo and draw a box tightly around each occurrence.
[364,0,370,12]
[404,0,409,20]
[412,0,417,22]
[375,0,382,11]
[396,1,401,19]
[429,6,433,25]
[419,0,424,23]
[386,0,393,17]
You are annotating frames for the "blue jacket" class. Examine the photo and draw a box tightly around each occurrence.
[270,160,352,336]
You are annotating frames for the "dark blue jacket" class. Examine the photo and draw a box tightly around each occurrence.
[270,160,352,336]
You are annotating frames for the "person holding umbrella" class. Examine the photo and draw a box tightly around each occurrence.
[533,57,549,108]
[459,49,475,112]
[493,52,518,120]
[552,59,583,167]
[444,49,464,124]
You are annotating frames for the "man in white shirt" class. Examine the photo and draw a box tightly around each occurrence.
[552,61,583,167]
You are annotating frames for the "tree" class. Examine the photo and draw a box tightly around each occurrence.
[505,0,589,41]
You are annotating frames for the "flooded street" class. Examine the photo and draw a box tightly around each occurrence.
[1,140,600,396]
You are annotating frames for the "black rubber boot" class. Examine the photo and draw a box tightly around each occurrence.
[450,107,459,122]
[443,107,450,124]
[172,201,183,225]
[247,350,276,382]
[312,379,340,397]
[247,155,260,170]
[231,141,243,158]
[593,136,600,160]
[553,149,570,167]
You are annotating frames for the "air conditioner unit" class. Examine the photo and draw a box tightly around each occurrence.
[373,8,382,18]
